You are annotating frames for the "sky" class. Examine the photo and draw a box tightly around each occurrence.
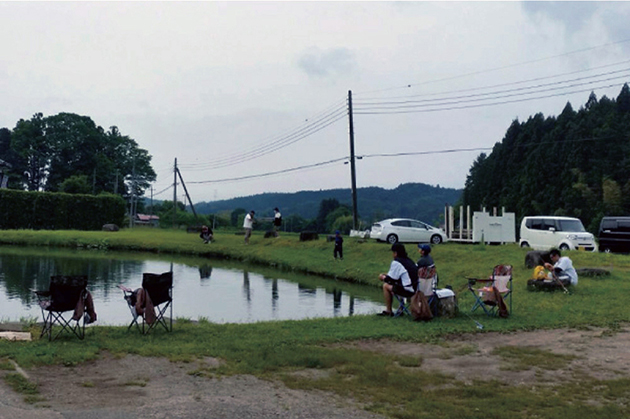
[2,1,630,204]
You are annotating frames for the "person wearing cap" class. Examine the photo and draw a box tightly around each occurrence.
[417,244,434,269]
[199,225,213,244]
[333,230,344,260]
[243,210,255,244]
[378,243,418,316]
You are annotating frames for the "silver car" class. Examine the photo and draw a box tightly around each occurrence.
[370,218,447,245]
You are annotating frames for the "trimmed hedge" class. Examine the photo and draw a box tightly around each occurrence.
[0,189,125,230]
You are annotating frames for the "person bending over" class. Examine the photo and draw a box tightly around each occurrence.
[544,248,578,286]
[199,225,213,244]
[378,243,418,316]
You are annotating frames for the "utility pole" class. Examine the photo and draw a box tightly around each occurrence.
[176,167,199,221]
[173,158,177,229]
[348,90,358,230]
[129,160,136,228]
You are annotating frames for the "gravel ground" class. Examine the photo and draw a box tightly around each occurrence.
[2,324,629,419]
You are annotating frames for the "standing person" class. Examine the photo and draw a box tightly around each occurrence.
[243,210,255,244]
[378,243,418,316]
[273,207,282,236]
[544,248,578,286]
[333,230,344,260]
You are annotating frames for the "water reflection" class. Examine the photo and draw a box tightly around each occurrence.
[0,247,382,325]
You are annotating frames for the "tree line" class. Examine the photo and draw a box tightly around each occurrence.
[463,84,630,233]
[0,112,155,201]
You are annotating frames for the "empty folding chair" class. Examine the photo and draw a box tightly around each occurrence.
[467,265,512,317]
[35,275,90,341]
[121,271,173,334]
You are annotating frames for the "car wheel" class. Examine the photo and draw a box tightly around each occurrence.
[603,247,611,253]
[430,234,442,245]
[520,241,529,248]
[559,243,570,251]
[386,234,398,244]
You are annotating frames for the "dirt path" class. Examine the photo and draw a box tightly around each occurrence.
[2,325,629,419]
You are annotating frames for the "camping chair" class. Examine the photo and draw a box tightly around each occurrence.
[393,293,412,317]
[467,265,512,317]
[121,271,173,334]
[417,265,438,317]
[34,275,89,341]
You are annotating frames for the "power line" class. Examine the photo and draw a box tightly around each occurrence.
[178,98,347,171]
[186,156,349,184]
[354,81,627,115]
[180,108,347,171]
[354,67,630,106]
[355,59,630,101]
[354,37,630,95]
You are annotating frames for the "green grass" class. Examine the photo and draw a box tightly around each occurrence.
[1,228,630,418]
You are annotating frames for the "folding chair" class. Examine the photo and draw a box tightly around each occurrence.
[393,293,412,317]
[417,265,438,317]
[34,275,88,341]
[121,271,173,334]
[467,265,512,317]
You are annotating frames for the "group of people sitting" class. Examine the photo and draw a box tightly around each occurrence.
[378,242,435,317]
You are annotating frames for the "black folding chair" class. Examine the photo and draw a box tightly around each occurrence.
[122,271,173,334]
[35,275,88,341]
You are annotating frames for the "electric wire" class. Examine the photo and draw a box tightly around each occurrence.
[354,37,630,95]
[177,133,629,188]
[152,183,174,197]
[354,81,626,114]
[355,59,630,101]
[354,67,630,106]
[178,98,347,171]
[180,108,347,171]
[186,157,349,184]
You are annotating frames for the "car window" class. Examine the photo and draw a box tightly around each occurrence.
[619,220,630,232]
[528,219,543,230]
[391,220,411,227]
[409,221,425,229]
[556,219,585,232]
[600,219,616,230]
[541,219,556,230]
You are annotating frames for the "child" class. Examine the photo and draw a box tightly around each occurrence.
[334,230,344,260]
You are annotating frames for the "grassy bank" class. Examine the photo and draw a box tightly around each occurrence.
[1,228,629,417]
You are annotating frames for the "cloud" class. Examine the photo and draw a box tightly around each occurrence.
[521,2,598,31]
[296,47,356,79]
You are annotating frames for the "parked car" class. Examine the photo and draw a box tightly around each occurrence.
[519,216,597,251]
[370,218,447,245]
[598,216,630,253]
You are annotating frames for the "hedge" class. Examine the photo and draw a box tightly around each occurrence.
[0,189,125,230]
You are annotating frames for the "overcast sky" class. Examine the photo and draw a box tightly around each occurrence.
[2,1,630,204]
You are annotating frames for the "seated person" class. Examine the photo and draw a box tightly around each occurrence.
[544,248,578,286]
[417,244,435,271]
[378,243,418,316]
[416,244,436,296]
[199,225,213,244]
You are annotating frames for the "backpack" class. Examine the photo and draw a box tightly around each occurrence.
[410,292,433,322]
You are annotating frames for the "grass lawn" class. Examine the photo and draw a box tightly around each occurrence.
[0,227,629,418]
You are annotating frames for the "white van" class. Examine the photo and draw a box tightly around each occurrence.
[519,216,598,252]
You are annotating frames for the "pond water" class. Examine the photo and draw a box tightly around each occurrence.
[0,246,383,325]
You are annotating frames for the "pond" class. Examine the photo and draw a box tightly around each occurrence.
[0,246,383,325]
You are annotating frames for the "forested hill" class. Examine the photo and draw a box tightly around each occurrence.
[463,84,630,232]
[195,183,461,226]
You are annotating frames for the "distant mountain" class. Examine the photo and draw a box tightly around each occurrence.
[194,183,462,227]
